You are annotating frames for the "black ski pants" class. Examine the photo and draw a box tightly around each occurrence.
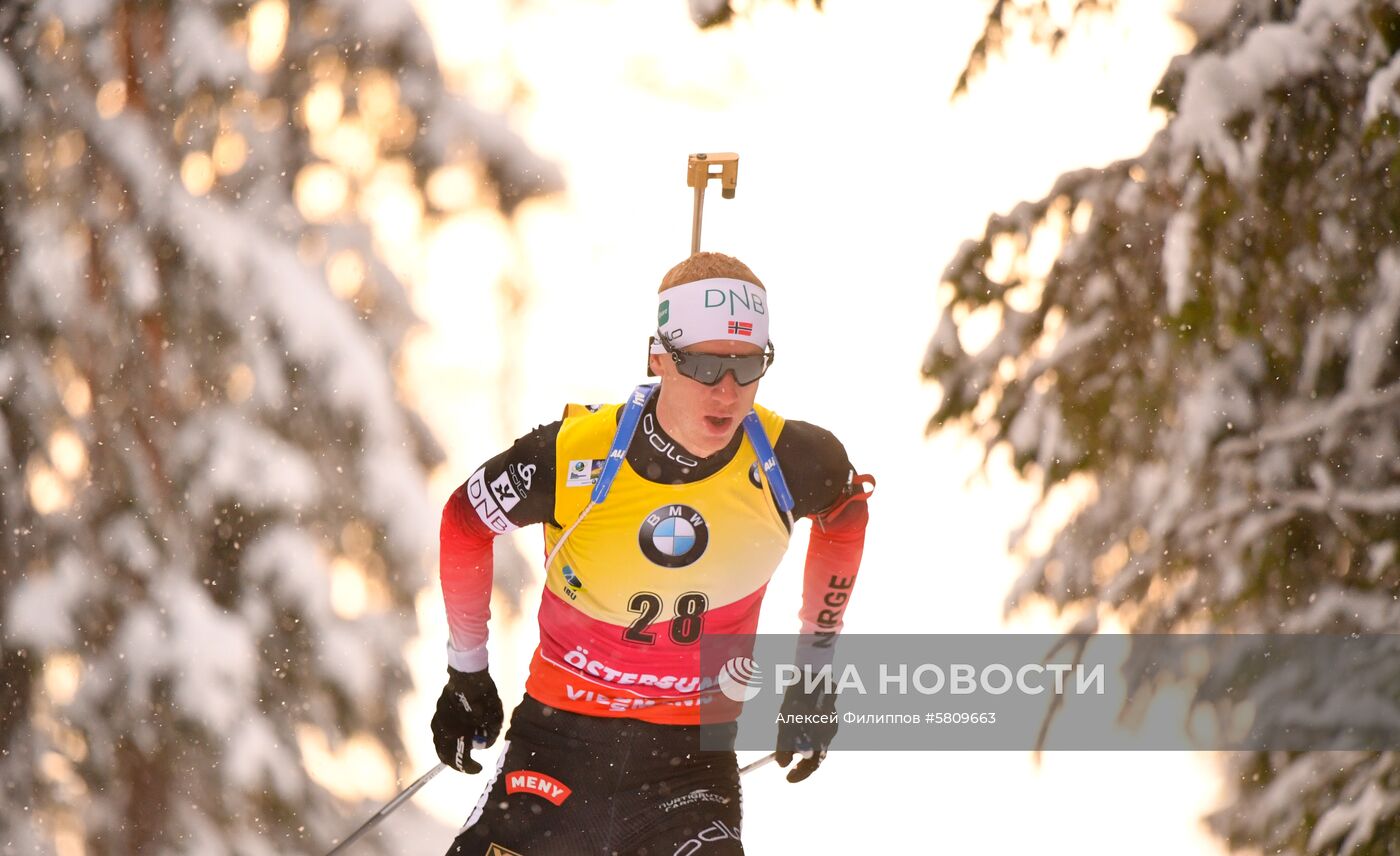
[447,695,744,856]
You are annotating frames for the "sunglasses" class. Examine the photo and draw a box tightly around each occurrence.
[655,332,775,386]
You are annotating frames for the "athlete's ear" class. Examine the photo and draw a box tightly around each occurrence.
[648,351,666,378]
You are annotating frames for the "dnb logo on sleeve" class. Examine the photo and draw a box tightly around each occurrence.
[639,505,709,568]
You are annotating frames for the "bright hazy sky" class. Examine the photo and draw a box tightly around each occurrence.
[387,1,1235,852]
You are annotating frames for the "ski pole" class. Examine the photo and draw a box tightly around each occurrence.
[739,747,821,776]
[327,750,777,854]
[686,152,739,254]
[325,762,447,855]
[739,752,776,775]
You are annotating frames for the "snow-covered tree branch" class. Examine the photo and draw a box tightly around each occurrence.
[0,0,558,852]
[930,0,1400,851]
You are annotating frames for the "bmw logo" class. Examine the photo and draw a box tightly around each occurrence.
[638,504,709,568]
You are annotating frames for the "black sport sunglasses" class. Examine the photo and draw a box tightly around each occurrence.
[652,332,775,386]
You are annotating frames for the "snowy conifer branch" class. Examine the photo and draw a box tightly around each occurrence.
[0,1,557,852]
[931,0,1400,850]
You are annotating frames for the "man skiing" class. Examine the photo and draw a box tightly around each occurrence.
[433,252,872,855]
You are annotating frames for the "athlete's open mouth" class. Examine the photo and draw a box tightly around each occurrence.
[705,415,734,430]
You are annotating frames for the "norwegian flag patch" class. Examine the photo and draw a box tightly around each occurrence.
[728,321,753,336]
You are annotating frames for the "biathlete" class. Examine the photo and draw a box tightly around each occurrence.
[432,252,873,855]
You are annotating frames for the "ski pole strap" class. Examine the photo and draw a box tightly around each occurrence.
[742,411,794,517]
[591,384,656,504]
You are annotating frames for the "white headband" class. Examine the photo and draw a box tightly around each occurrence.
[649,277,770,354]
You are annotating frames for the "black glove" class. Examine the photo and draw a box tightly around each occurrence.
[431,667,503,774]
[774,681,838,783]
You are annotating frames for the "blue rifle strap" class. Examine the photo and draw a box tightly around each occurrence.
[591,383,656,504]
[742,411,794,516]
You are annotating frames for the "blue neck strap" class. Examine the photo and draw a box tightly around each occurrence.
[591,384,795,518]
[591,384,655,504]
[741,411,795,516]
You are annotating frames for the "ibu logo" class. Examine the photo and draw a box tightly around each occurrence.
[638,504,709,568]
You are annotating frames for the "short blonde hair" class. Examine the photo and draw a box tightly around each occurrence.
[659,252,765,292]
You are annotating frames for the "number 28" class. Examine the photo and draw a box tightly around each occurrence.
[624,591,707,645]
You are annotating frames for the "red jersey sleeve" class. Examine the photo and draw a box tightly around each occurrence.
[440,421,560,672]
[440,482,499,672]
[798,479,873,640]
[772,421,874,641]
